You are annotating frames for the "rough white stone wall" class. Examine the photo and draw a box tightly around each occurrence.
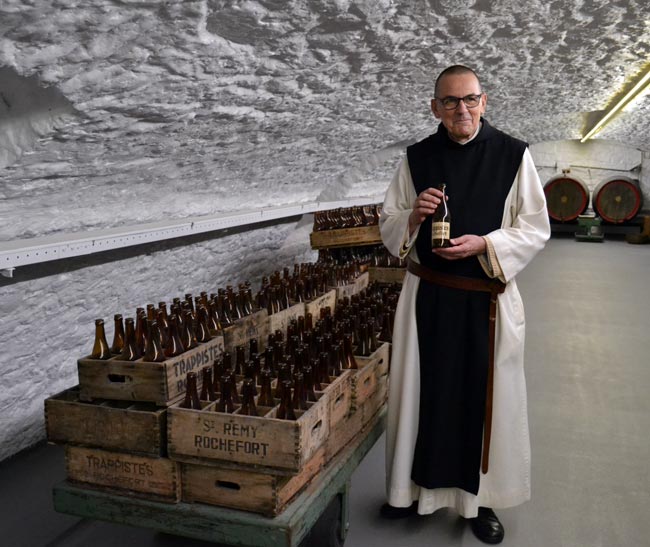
[530,139,647,212]
[0,220,316,462]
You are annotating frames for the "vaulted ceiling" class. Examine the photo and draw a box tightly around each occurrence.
[1,0,649,238]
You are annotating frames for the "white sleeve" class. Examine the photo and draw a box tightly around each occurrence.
[379,157,419,259]
[485,148,551,282]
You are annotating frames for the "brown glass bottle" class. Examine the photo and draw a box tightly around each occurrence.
[229,368,240,404]
[91,319,112,360]
[303,363,318,402]
[276,380,296,420]
[239,378,259,416]
[431,183,451,248]
[135,309,148,356]
[182,310,198,350]
[243,360,258,395]
[200,367,217,401]
[181,371,201,409]
[235,345,246,375]
[217,375,235,413]
[257,369,275,407]
[292,371,308,410]
[195,306,212,343]
[156,309,170,347]
[110,314,125,355]
[343,333,358,369]
[120,318,140,361]
[143,320,166,362]
[165,314,185,358]
[275,363,290,399]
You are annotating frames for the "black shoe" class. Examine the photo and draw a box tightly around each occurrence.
[469,507,505,544]
[379,501,417,519]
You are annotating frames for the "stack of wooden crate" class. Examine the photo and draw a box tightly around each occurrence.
[309,211,406,285]
[45,274,389,517]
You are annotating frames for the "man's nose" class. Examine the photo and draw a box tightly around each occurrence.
[455,99,469,113]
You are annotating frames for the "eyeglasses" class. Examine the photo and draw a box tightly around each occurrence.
[435,93,483,110]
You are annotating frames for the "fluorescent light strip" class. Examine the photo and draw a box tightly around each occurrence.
[581,66,650,143]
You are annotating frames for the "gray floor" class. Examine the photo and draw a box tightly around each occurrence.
[2,237,649,547]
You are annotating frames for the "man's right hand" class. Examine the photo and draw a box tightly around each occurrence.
[408,187,445,235]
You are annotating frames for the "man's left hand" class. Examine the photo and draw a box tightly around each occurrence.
[433,234,486,260]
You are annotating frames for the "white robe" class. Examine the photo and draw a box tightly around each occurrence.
[379,147,550,518]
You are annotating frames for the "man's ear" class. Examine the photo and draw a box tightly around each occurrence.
[431,98,441,119]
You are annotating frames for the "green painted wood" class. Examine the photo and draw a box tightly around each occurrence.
[53,407,386,547]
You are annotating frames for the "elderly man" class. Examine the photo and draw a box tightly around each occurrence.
[379,65,550,544]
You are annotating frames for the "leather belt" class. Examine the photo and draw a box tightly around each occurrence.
[406,259,505,474]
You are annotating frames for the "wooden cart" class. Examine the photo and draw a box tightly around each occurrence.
[53,407,386,547]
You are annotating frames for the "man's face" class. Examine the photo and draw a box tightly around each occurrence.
[431,72,487,144]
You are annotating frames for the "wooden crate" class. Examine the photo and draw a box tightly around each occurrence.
[333,271,369,300]
[181,445,327,516]
[268,302,305,335]
[223,309,270,358]
[167,395,329,474]
[325,374,388,462]
[320,371,354,430]
[310,225,381,249]
[352,342,390,409]
[78,335,225,406]
[304,289,337,318]
[65,446,181,503]
[367,266,406,284]
[45,386,166,456]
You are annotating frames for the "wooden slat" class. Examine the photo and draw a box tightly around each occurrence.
[310,225,381,249]
[223,310,270,357]
[65,446,180,503]
[367,266,406,284]
[45,386,166,456]
[268,302,305,336]
[304,289,337,319]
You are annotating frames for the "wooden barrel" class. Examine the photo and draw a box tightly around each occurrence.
[592,176,643,224]
[544,176,590,222]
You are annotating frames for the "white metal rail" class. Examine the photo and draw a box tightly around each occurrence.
[0,197,381,278]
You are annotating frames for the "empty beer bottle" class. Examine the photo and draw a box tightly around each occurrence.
[303,363,318,402]
[120,318,139,361]
[229,368,240,404]
[257,369,275,407]
[182,310,198,350]
[292,371,308,410]
[143,320,166,362]
[91,319,112,360]
[217,375,235,413]
[195,306,212,343]
[343,333,358,369]
[134,309,148,356]
[276,380,296,420]
[243,360,258,395]
[240,378,258,416]
[165,314,185,358]
[200,367,217,401]
[235,345,246,375]
[110,314,125,356]
[181,371,201,409]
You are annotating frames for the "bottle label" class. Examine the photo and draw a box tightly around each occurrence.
[431,222,450,241]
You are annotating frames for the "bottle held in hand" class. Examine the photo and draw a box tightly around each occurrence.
[431,183,451,248]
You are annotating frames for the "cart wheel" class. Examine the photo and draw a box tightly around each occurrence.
[299,494,344,547]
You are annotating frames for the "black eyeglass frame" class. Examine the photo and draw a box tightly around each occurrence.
[434,93,484,110]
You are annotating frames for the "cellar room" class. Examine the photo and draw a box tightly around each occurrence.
[0,1,648,546]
